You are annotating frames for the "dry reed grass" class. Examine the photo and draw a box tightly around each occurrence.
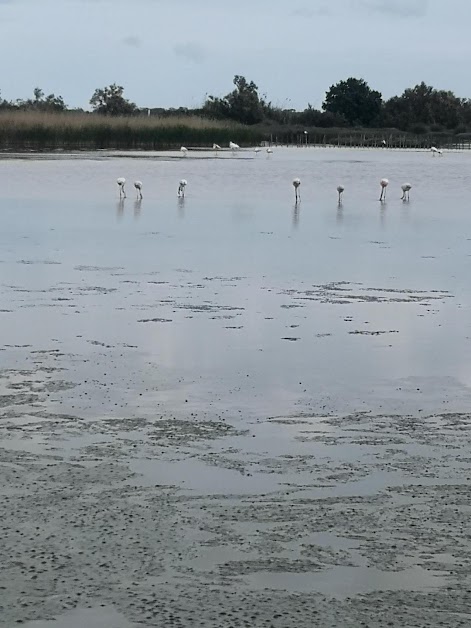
[0,111,262,150]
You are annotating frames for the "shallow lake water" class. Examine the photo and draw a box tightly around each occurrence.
[2,147,471,416]
[1,147,471,627]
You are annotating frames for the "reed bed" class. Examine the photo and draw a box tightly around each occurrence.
[0,111,264,151]
[0,111,465,152]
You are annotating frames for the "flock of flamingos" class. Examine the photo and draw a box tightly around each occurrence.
[115,143,444,205]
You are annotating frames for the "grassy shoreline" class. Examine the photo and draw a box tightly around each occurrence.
[0,111,468,151]
[0,112,264,151]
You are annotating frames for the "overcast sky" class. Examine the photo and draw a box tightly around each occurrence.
[0,0,470,110]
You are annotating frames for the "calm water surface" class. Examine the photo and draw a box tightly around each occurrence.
[1,147,471,418]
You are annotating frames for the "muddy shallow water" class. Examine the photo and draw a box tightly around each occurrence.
[1,147,471,627]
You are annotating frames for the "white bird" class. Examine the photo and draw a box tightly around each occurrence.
[213,143,221,151]
[401,183,412,201]
[178,179,187,198]
[254,147,261,154]
[430,146,443,156]
[229,141,240,151]
[117,177,126,198]
[180,146,188,157]
[292,178,301,202]
[379,178,389,201]
[381,140,387,147]
[134,180,143,200]
[337,185,345,204]
[266,147,273,154]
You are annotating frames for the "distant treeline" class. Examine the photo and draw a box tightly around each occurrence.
[1,77,471,150]
[3,77,471,135]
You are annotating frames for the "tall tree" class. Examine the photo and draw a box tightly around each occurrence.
[90,84,136,116]
[382,82,465,130]
[15,88,66,112]
[203,75,266,125]
[323,78,382,126]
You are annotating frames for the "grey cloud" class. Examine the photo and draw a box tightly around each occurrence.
[173,42,207,64]
[291,6,331,18]
[355,0,429,18]
[122,35,141,48]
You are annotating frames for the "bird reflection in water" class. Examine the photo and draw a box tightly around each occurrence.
[177,196,185,218]
[292,201,300,227]
[379,202,387,228]
[336,205,344,225]
[134,199,142,219]
[116,199,125,220]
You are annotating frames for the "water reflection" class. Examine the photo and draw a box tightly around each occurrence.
[116,199,125,220]
[400,199,411,224]
[292,202,300,228]
[177,196,185,219]
[379,203,387,227]
[336,206,344,224]
[134,199,142,219]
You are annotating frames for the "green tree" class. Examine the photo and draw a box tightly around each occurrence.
[89,84,136,116]
[33,87,44,102]
[382,82,465,130]
[15,87,66,112]
[225,75,265,124]
[323,78,382,126]
[203,75,266,125]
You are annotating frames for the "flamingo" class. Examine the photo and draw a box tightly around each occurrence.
[134,181,143,200]
[117,177,126,198]
[337,185,345,204]
[181,146,188,157]
[254,147,261,155]
[381,139,387,147]
[431,146,443,156]
[178,179,187,198]
[401,183,412,201]
[266,147,273,154]
[229,141,239,151]
[292,178,301,202]
[379,178,389,201]
[213,143,221,152]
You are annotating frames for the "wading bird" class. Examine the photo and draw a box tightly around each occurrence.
[117,177,126,198]
[401,183,412,201]
[213,143,221,152]
[431,146,443,156]
[337,185,345,204]
[254,147,261,154]
[178,179,187,198]
[134,181,143,199]
[266,147,273,154]
[293,178,301,202]
[379,178,389,201]
[180,146,188,157]
[229,141,239,151]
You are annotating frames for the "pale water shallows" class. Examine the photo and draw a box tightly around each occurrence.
[1,148,470,628]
